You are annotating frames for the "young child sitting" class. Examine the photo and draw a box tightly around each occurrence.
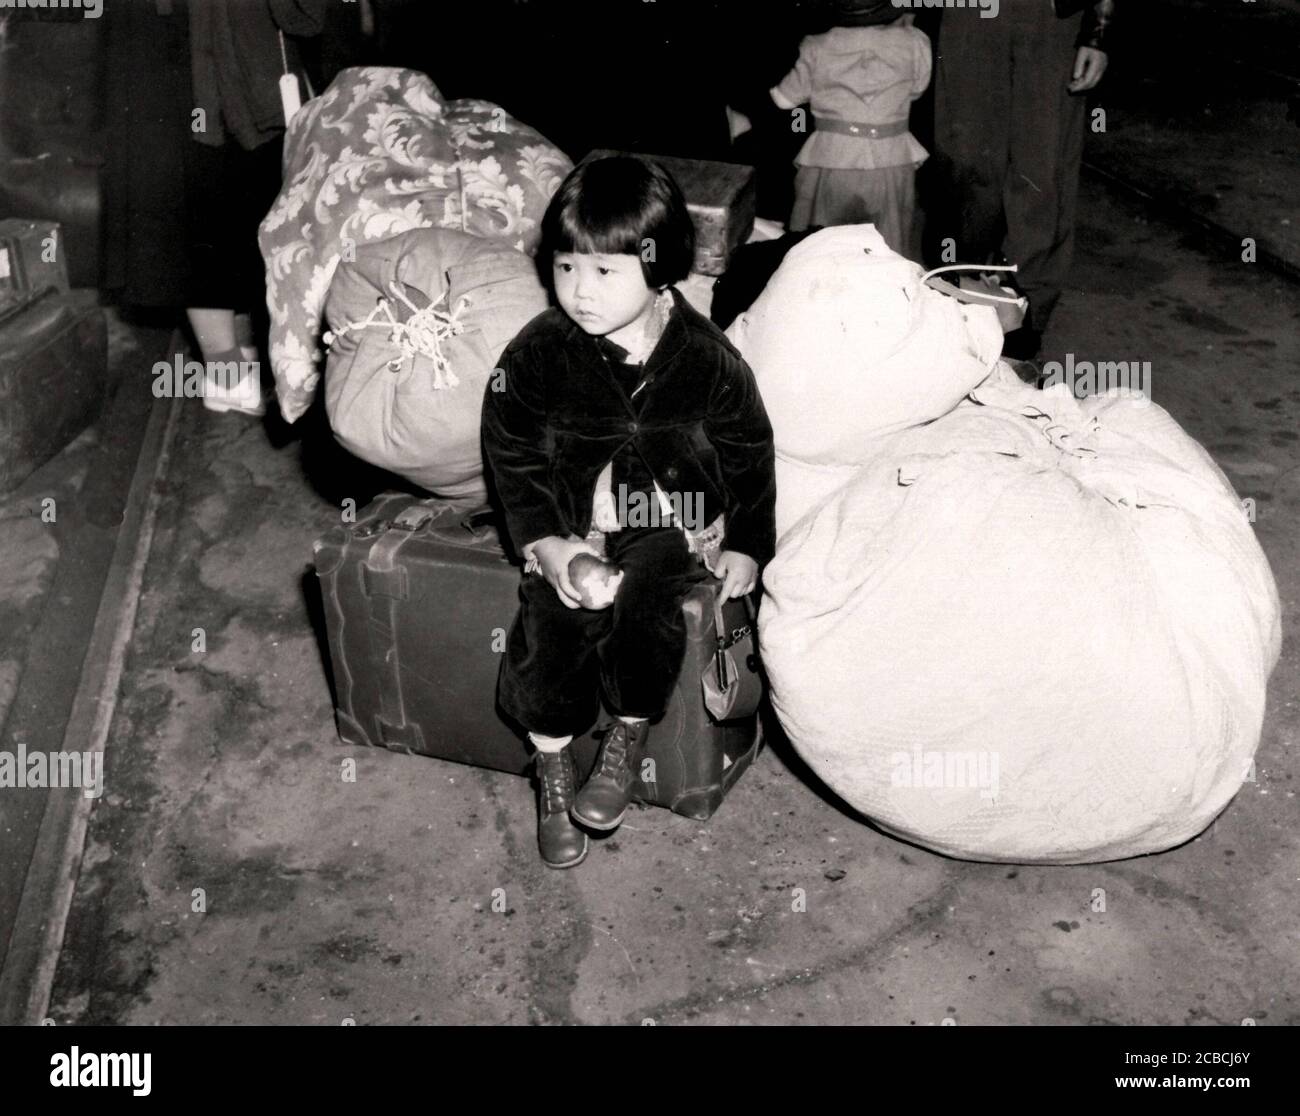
[482,156,777,869]
[770,0,932,258]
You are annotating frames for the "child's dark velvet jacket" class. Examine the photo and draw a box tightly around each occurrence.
[482,288,777,568]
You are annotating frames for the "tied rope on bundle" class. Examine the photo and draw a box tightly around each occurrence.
[324,284,471,389]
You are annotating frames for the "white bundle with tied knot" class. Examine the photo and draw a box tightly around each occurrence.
[726,224,1006,537]
[729,225,1281,863]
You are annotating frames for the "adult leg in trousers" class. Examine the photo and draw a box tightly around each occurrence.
[930,9,1013,267]
[1004,5,1087,337]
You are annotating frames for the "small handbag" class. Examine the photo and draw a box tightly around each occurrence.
[702,590,763,721]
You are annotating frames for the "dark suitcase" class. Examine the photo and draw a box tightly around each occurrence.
[582,150,757,277]
[0,218,69,316]
[313,494,762,819]
[0,290,108,493]
[0,13,105,290]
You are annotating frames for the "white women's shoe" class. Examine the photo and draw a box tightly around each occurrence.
[202,360,266,417]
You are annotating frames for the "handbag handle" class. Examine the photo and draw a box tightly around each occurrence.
[712,587,756,643]
[710,588,757,695]
[717,577,759,629]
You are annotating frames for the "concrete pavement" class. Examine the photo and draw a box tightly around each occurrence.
[26,172,1299,1026]
[1083,0,1300,279]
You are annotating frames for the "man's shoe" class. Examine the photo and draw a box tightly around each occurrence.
[536,748,588,869]
[571,719,648,831]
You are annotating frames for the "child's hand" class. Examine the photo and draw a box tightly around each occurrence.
[712,550,758,600]
[531,536,598,609]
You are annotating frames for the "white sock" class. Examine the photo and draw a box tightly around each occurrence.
[615,716,647,725]
[529,732,572,754]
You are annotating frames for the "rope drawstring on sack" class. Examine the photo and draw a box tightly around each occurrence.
[325,285,470,390]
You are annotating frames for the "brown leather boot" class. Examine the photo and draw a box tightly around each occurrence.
[536,748,588,869]
[571,719,649,831]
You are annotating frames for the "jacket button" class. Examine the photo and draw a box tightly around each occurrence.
[665,467,678,479]
[627,421,638,433]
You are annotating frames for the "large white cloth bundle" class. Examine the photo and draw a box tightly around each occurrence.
[772,457,859,542]
[760,370,1281,863]
[725,224,1002,535]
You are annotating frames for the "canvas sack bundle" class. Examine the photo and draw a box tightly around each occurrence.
[323,226,548,504]
[725,224,1003,537]
[760,369,1281,863]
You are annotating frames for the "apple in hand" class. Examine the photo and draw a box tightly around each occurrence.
[567,553,624,610]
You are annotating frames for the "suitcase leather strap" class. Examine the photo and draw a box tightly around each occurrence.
[360,505,442,753]
[391,500,446,532]
[357,499,497,752]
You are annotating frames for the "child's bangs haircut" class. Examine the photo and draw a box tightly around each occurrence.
[541,156,695,288]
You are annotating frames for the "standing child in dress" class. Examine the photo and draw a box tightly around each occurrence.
[770,0,932,258]
[482,156,776,869]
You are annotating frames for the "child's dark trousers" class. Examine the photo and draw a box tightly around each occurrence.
[498,526,710,738]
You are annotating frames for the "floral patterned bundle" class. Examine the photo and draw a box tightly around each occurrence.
[258,66,571,424]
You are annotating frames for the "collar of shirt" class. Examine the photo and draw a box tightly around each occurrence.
[560,287,690,379]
